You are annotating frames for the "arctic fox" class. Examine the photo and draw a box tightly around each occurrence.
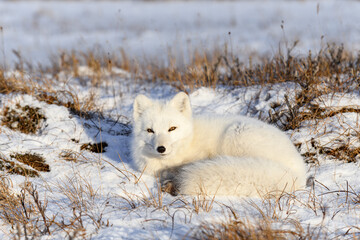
[132,92,306,197]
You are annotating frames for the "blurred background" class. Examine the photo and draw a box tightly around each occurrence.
[0,0,359,67]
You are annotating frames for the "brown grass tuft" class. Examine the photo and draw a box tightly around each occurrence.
[195,218,303,240]
[37,90,98,118]
[319,145,360,163]
[0,153,39,177]
[139,43,359,92]
[11,153,50,172]
[1,104,46,134]
[80,141,108,153]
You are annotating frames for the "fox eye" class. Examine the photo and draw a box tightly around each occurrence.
[168,126,177,132]
[147,128,154,133]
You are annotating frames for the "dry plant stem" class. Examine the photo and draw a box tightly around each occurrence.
[25,184,51,235]
[0,179,54,238]
[101,157,131,182]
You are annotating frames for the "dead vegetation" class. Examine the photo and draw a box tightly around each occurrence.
[0,173,112,239]
[2,43,359,117]
[128,42,358,91]
[80,142,108,153]
[38,91,98,118]
[1,44,360,164]
[0,44,360,238]
[1,168,357,240]
[0,178,52,238]
[0,153,39,177]
[0,152,50,177]
[0,52,98,119]
[1,104,46,134]
[54,175,112,237]
[195,218,302,240]
[192,190,328,240]
[59,150,80,162]
[10,153,50,172]
[269,100,360,131]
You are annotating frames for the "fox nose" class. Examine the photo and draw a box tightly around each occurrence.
[157,146,166,153]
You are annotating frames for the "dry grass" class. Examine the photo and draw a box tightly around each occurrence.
[53,175,112,236]
[192,190,330,240]
[0,172,112,239]
[0,43,360,238]
[1,169,354,240]
[115,43,359,91]
[195,218,303,240]
[18,43,355,93]
[10,153,50,172]
[59,150,84,162]
[0,153,39,177]
[1,104,46,134]
[2,43,359,117]
[318,145,360,163]
[47,50,132,86]
[117,178,166,211]
[0,53,98,119]
[80,142,108,154]
[0,179,53,239]
[38,91,98,118]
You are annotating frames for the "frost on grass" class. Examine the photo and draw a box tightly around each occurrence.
[1,104,46,134]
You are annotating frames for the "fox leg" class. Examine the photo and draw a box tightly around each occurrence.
[159,166,182,196]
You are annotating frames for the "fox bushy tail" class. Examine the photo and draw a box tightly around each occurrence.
[172,156,306,197]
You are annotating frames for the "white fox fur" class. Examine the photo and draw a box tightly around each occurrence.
[132,92,307,197]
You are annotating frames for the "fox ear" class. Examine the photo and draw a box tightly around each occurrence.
[133,94,152,121]
[170,92,192,117]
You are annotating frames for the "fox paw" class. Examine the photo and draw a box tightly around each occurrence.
[161,180,179,196]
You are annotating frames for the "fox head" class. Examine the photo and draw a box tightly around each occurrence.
[133,92,193,159]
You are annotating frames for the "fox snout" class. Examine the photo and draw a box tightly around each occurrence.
[152,134,170,155]
[157,146,166,153]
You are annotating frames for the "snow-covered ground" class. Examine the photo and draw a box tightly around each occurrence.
[1,1,360,239]
[2,76,360,239]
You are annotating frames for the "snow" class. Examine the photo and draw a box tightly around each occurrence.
[0,1,360,66]
[1,0,360,239]
[2,72,360,239]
